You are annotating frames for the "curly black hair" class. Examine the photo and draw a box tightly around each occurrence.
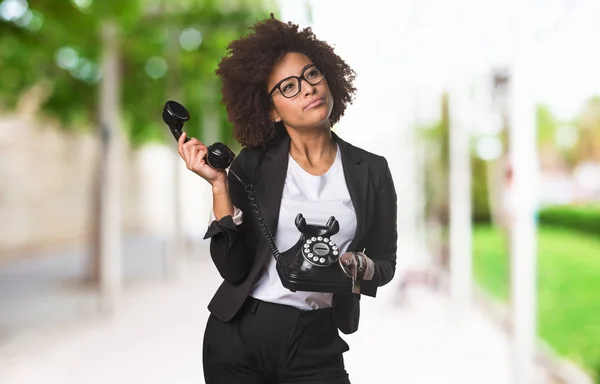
[215,14,357,148]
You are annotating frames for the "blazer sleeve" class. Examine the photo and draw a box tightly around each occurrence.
[361,157,397,296]
[203,148,256,284]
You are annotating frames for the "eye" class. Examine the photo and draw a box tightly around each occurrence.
[282,82,296,92]
[306,68,319,78]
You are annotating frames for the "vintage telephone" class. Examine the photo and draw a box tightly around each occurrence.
[162,100,354,294]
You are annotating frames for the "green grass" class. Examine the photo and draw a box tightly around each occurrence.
[473,225,600,377]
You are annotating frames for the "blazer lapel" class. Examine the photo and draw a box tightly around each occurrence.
[334,132,369,251]
[258,134,291,237]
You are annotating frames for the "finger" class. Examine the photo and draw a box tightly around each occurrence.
[184,141,207,165]
[340,252,354,265]
[177,132,188,158]
[186,137,206,148]
[187,144,199,169]
[189,146,208,171]
[186,141,208,155]
[340,261,356,278]
[182,136,205,152]
[182,137,198,161]
[177,132,189,160]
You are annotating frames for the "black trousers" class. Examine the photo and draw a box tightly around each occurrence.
[203,296,351,384]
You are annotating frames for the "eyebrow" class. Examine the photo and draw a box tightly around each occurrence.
[279,64,315,82]
[299,63,314,74]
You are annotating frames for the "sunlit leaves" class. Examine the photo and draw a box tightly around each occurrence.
[0,0,273,146]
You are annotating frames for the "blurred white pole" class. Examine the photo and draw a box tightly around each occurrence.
[449,86,473,307]
[399,83,420,274]
[449,0,472,309]
[412,86,430,268]
[508,0,538,382]
[98,20,123,314]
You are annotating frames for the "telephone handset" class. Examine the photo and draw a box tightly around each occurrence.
[162,100,354,294]
[163,100,235,169]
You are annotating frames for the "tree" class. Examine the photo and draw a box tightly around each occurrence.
[419,93,451,268]
[0,0,274,309]
[572,96,600,164]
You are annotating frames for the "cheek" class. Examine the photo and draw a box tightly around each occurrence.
[275,98,300,119]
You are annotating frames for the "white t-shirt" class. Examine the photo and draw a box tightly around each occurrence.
[249,144,357,310]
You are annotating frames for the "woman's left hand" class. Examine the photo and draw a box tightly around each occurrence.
[339,252,362,280]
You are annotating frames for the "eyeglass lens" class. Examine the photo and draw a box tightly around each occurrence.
[279,67,324,98]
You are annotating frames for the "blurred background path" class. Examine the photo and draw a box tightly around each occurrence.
[0,238,548,384]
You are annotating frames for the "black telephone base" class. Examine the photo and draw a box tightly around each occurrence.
[279,276,353,294]
[276,234,354,295]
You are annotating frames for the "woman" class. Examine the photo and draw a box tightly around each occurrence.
[177,15,397,384]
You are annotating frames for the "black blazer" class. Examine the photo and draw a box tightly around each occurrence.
[203,131,397,334]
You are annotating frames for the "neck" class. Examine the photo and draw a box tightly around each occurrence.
[286,124,336,166]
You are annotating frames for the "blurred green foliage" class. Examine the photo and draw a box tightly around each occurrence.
[420,93,450,227]
[471,155,491,222]
[473,224,600,380]
[421,93,600,227]
[573,96,600,164]
[538,204,600,237]
[537,104,560,145]
[0,0,276,148]
[536,98,600,167]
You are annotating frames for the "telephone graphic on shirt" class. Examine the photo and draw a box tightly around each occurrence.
[163,100,354,294]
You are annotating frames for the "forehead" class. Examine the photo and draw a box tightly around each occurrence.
[268,52,314,86]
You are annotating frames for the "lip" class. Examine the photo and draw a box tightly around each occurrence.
[303,97,325,110]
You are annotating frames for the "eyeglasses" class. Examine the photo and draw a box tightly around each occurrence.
[268,65,325,98]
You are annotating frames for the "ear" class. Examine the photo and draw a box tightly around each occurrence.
[270,108,281,123]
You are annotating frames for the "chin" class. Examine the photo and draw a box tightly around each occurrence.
[310,106,332,124]
[307,113,331,129]
[292,104,333,130]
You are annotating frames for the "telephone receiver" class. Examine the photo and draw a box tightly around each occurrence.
[161,100,354,294]
[162,100,235,170]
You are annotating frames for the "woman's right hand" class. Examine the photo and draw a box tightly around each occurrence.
[177,132,227,186]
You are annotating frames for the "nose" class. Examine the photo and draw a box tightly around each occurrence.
[302,79,317,97]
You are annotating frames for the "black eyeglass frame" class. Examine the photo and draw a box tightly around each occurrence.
[268,64,325,98]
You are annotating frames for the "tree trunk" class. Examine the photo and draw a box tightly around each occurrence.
[89,20,123,314]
